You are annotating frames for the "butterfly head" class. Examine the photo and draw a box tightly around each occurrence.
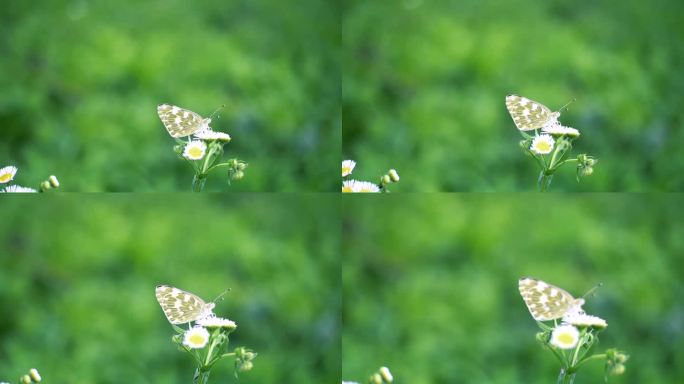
[201,302,216,319]
[568,297,585,316]
[201,118,212,131]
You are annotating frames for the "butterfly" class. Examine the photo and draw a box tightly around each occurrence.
[518,277,585,321]
[505,95,562,131]
[157,104,212,138]
[155,285,216,324]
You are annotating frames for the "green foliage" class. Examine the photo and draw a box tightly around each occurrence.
[0,195,340,383]
[0,0,340,191]
[343,0,684,191]
[342,194,684,383]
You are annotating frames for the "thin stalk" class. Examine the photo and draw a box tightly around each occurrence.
[557,368,576,384]
[193,368,211,384]
[538,171,553,192]
[192,175,207,192]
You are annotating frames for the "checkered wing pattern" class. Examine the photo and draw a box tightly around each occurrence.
[155,285,215,324]
[518,277,584,321]
[157,104,207,138]
[506,95,559,131]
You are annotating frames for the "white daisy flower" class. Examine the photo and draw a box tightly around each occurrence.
[542,123,580,137]
[29,368,41,382]
[342,160,356,177]
[183,326,210,349]
[0,166,18,184]
[530,134,555,155]
[195,129,231,142]
[2,185,37,193]
[342,179,358,193]
[550,324,580,350]
[563,313,607,329]
[183,140,207,160]
[196,315,237,330]
[356,181,381,193]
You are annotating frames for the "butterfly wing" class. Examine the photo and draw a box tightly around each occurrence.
[157,104,205,138]
[155,285,211,324]
[505,95,554,131]
[518,277,577,321]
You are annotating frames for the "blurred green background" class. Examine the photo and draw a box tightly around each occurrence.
[0,0,340,191]
[343,194,684,383]
[0,195,340,383]
[343,0,684,191]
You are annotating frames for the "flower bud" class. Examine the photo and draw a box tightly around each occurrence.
[379,366,393,383]
[29,368,41,382]
[40,181,51,191]
[581,167,593,176]
[369,373,382,384]
[388,169,400,182]
[610,364,625,375]
[380,175,391,185]
[237,360,253,372]
[48,175,60,188]
[231,170,244,180]
[21,375,31,384]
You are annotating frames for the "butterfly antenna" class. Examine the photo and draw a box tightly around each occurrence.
[212,288,231,303]
[558,98,576,113]
[582,282,603,300]
[208,104,226,120]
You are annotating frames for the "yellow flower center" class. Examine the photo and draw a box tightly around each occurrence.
[189,333,206,346]
[188,147,204,158]
[0,173,11,183]
[342,167,351,176]
[536,141,551,152]
[342,186,353,193]
[558,333,575,345]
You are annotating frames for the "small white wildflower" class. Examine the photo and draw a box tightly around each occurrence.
[542,123,580,137]
[342,179,358,193]
[530,134,555,155]
[342,160,356,177]
[183,140,207,160]
[195,129,231,142]
[0,166,18,184]
[29,368,41,382]
[355,181,380,193]
[563,313,607,329]
[342,179,380,193]
[196,315,237,330]
[2,185,37,193]
[550,324,580,349]
[183,326,210,349]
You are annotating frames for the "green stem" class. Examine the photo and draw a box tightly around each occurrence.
[557,368,576,384]
[193,368,211,384]
[574,353,606,370]
[538,170,553,192]
[205,162,233,173]
[192,174,207,192]
[552,158,578,170]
